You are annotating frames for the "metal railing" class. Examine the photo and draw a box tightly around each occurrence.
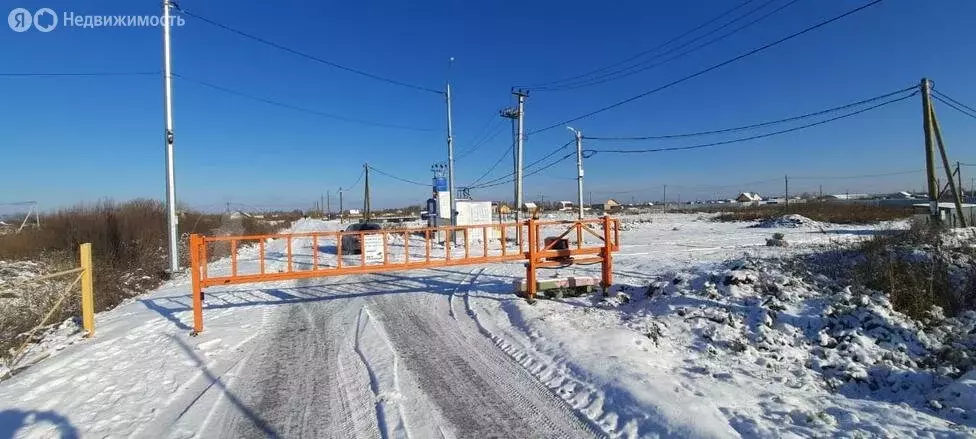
[188,216,620,334]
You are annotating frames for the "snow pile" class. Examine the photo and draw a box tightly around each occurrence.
[622,257,976,435]
[752,214,823,229]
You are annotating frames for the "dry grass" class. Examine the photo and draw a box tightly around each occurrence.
[853,220,975,320]
[0,200,299,362]
[713,202,912,224]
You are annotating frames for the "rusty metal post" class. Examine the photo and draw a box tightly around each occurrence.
[601,215,613,295]
[190,234,204,335]
[525,218,538,303]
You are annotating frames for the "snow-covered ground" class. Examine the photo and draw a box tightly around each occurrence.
[1,214,972,438]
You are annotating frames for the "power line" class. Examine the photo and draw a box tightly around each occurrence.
[525,0,759,89]
[174,6,443,95]
[932,89,976,115]
[932,93,976,121]
[457,120,506,160]
[367,165,428,186]
[173,73,436,132]
[534,0,800,91]
[530,0,885,134]
[473,152,578,189]
[590,90,915,154]
[470,140,574,188]
[342,168,367,191]
[586,85,915,141]
[0,72,159,77]
[466,147,511,186]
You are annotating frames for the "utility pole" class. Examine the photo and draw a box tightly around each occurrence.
[445,58,457,235]
[929,100,967,226]
[663,185,667,212]
[785,175,789,209]
[568,127,584,220]
[957,162,963,201]
[921,78,939,219]
[363,163,371,222]
[819,184,823,200]
[326,190,331,218]
[339,187,344,224]
[162,0,179,274]
[514,89,528,227]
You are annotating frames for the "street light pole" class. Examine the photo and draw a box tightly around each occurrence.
[162,0,179,274]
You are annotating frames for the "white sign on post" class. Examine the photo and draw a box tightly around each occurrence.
[362,234,384,264]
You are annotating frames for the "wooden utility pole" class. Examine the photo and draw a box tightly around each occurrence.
[929,103,967,226]
[957,162,963,202]
[363,163,371,222]
[921,78,939,219]
[785,175,789,209]
[326,190,331,218]
[663,185,667,212]
[339,187,344,224]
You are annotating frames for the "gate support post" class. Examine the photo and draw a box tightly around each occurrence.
[601,215,613,295]
[525,218,538,303]
[190,234,204,335]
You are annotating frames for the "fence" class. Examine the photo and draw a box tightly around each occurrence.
[188,216,620,334]
[3,243,95,375]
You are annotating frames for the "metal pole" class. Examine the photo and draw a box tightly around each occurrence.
[162,0,179,274]
[514,90,527,227]
[921,78,939,219]
[446,81,456,234]
[569,127,584,220]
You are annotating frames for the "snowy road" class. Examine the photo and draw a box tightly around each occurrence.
[203,270,597,438]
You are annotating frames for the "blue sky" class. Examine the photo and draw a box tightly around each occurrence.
[1,0,975,211]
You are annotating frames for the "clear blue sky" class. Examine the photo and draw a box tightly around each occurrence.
[2,0,975,211]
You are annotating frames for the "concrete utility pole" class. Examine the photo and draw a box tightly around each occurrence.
[162,0,179,274]
[339,187,344,224]
[445,58,457,234]
[514,89,528,226]
[921,78,939,219]
[567,126,585,220]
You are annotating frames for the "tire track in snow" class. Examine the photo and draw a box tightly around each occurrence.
[366,268,599,438]
[354,305,410,439]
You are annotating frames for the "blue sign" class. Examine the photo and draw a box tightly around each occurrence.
[433,177,448,192]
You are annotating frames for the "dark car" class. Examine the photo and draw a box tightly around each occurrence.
[341,222,382,254]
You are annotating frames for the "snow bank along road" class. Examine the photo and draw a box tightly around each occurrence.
[0,218,600,438]
[4,214,959,438]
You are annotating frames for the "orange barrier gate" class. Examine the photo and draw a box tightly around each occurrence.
[188,216,620,334]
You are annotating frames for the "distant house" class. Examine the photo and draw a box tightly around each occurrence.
[347,209,361,216]
[522,202,538,213]
[496,204,512,215]
[825,194,870,201]
[558,201,574,211]
[736,192,763,203]
[603,199,622,212]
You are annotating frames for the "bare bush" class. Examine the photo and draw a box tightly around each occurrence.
[0,200,298,363]
[712,202,912,224]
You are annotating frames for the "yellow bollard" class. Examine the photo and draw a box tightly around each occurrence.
[80,243,94,337]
